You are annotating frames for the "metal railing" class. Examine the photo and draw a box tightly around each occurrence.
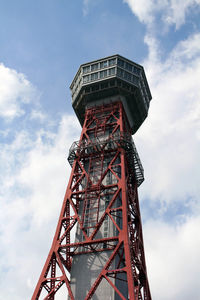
[68,132,144,186]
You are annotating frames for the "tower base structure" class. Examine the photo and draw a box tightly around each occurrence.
[32,101,151,300]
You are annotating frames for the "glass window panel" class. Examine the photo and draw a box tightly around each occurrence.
[100,60,108,68]
[133,75,138,84]
[109,58,116,66]
[94,72,98,79]
[83,66,90,74]
[83,75,90,83]
[127,72,132,81]
[100,70,107,78]
[91,72,98,81]
[126,62,132,72]
[133,66,141,75]
[108,68,115,76]
[91,63,98,71]
[117,68,123,77]
[117,59,124,68]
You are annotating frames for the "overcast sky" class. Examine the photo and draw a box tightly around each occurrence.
[0,1,200,299]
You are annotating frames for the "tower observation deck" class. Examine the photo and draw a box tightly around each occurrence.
[32,55,152,300]
[71,54,151,134]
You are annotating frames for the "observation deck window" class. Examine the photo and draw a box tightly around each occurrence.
[108,67,115,76]
[132,76,139,85]
[117,68,123,77]
[125,62,133,72]
[91,63,98,71]
[91,72,98,81]
[83,65,90,74]
[124,71,132,81]
[117,58,124,68]
[100,70,108,78]
[83,75,90,83]
[109,58,116,66]
[133,66,140,75]
[100,60,108,68]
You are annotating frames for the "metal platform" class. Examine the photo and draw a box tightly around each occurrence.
[68,132,144,186]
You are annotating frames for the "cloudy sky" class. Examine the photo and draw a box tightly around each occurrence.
[0,1,200,299]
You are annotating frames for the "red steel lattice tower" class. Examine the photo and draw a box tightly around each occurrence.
[32,55,152,300]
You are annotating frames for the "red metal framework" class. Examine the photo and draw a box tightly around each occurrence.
[32,101,151,300]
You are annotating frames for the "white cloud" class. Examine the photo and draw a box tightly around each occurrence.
[124,0,200,29]
[83,0,91,16]
[123,0,200,295]
[163,0,200,29]
[0,63,36,120]
[0,111,80,299]
[18,115,80,225]
[144,215,200,300]
[0,61,80,298]
[123,0,159,24]
[30,109,47,122]
[170,32,200,61]
[131,30,200,300]
[135,33,200,209]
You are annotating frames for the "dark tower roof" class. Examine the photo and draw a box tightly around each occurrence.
[70,54,152,134]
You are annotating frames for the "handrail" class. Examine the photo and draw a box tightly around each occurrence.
[68,133,144,186]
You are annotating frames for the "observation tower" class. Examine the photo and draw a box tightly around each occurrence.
[32,54,152,300]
